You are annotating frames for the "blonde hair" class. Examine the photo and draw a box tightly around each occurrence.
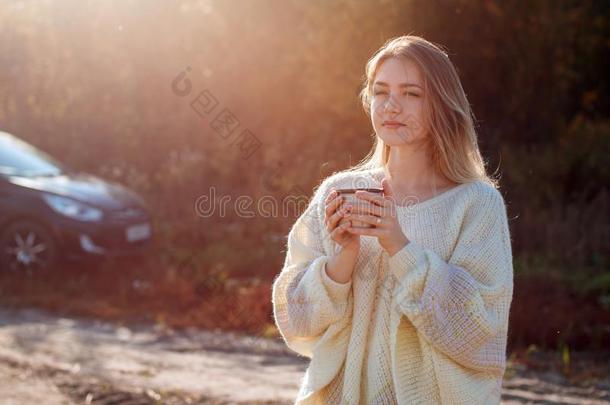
[338,35,499,188]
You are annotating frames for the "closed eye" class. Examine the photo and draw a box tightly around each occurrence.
[373,91,420,98]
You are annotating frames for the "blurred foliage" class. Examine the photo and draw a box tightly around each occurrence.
[0,0,608,349]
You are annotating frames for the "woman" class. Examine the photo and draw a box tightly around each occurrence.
[272,35,513,405]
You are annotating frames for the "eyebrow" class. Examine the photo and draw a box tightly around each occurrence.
[373,81,422,89]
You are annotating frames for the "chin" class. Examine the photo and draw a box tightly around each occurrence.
[376,129,414,146]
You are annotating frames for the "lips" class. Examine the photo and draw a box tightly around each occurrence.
[383,121,405,128]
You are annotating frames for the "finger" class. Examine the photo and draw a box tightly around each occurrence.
[330,220,351,239]
[348,202,385,217]
[324,188,338,205]
[346,225,387,236]
[355,190,391,208]
[327,204,350,231]
[345,213,385,227]
[324,194,344,222]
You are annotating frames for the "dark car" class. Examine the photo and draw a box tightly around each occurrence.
[0,130,152,272]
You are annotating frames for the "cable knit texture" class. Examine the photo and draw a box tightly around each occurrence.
[271,167,514,405]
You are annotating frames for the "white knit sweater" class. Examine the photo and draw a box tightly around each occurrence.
[272,167,514,405]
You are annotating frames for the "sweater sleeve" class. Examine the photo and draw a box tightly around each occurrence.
[388,188,514,376]
[272,179,354,359]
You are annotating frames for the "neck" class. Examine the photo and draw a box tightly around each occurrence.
[383,144,441,190]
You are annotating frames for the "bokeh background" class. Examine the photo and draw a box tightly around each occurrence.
[0,0,608,366]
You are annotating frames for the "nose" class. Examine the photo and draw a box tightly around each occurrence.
[383,93,402,114]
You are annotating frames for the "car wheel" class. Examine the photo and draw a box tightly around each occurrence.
[0,220,58,273]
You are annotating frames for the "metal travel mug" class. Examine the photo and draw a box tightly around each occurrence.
[336,188,384,229]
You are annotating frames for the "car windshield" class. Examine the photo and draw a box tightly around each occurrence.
[0,133,65,177]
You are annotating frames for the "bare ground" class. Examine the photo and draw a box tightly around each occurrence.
[0,308,608,405]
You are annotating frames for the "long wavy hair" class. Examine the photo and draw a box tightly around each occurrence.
[339,35,499,188]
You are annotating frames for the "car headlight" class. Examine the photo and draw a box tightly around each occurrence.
[42,194,103,222]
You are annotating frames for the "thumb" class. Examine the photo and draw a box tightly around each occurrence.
[381,178,394,198]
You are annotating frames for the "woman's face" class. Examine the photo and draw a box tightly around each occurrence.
[370,57,428,147]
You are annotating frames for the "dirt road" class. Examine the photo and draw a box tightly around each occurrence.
[0,308,608,404]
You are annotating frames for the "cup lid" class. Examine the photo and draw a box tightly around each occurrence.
[336,187,384,194]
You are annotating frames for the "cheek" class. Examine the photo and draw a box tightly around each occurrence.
[406,100,425,122]
[407,98,423,111]
[370,98,382,111]
[370,101,384,124]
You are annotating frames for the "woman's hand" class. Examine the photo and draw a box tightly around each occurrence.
[324,188,360,254]
[344,178,410,256]
[324,188,360,284]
